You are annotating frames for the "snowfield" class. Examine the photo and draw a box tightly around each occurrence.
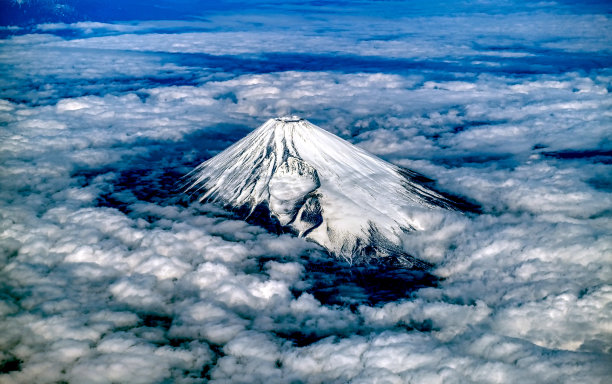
[188,116,457,265]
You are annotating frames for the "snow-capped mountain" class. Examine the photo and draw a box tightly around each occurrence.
[186,116,457,265]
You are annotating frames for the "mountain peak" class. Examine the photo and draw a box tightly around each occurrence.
[187,117,457,266]
[276,115,303,122]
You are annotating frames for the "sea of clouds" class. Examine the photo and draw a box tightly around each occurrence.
[1,1,611,383]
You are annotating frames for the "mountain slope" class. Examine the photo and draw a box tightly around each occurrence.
[186,116,457,265]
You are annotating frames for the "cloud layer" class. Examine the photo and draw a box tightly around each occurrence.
[1,2,611,383]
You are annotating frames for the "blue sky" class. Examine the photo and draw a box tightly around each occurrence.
[0,1,611,383]
[1,0,611,25]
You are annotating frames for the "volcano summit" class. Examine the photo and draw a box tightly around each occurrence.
[187,117,458,265]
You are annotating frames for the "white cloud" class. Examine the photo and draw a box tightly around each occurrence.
[1,3,611,383]
[31,13,611,59]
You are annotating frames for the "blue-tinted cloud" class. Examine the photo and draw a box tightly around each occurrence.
[1,1,611,383]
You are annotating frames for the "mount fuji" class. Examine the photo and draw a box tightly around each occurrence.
[186,116,461,266]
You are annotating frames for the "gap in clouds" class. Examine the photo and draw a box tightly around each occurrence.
[7,47,611,107]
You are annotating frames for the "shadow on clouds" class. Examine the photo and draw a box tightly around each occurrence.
[72,126,442,321]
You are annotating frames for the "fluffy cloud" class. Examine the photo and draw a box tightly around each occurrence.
[1,1,611,383]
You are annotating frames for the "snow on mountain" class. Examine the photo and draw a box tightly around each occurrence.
[186,116,458,265]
